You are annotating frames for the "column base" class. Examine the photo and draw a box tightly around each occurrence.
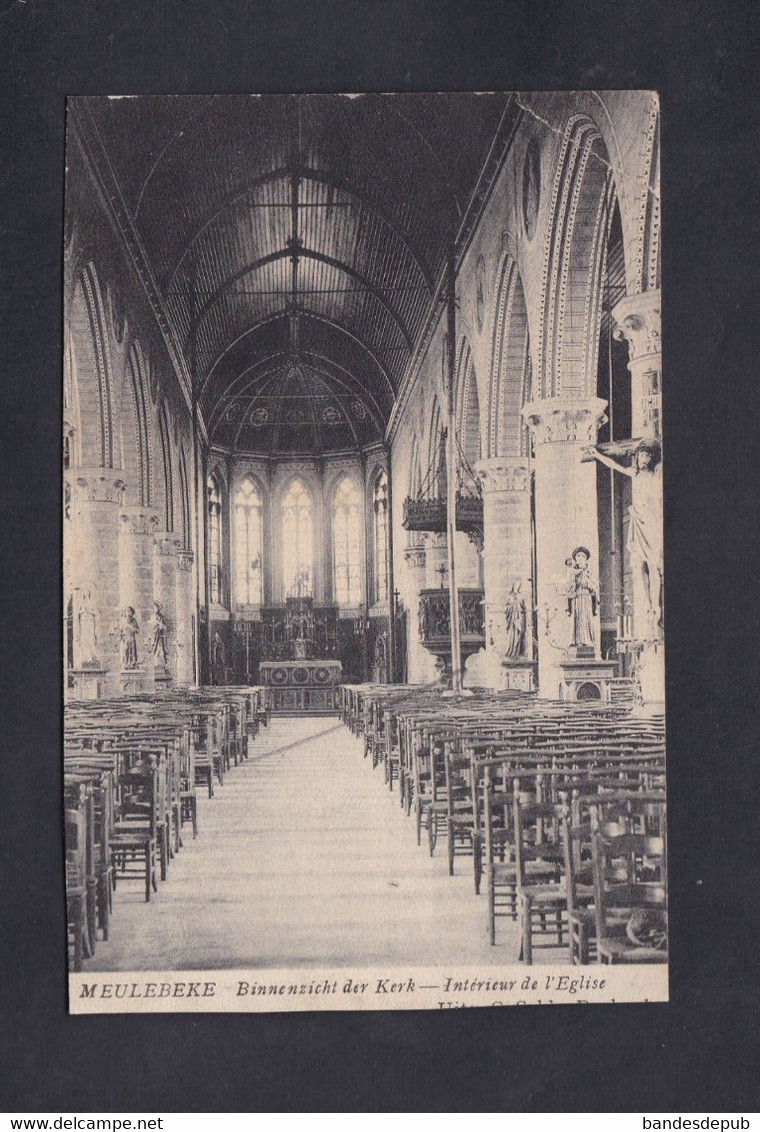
[68,667,108,701]
[636,640,665,706]
[558,658,619,703]
[499,657,537,693]
[119,668,153,695]
[154,665,173,690]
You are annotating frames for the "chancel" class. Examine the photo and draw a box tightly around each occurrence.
[63,93,666,991]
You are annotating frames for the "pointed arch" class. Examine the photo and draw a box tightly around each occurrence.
[454,338,481,472]
[234,473,264,604]
[123,340,153,506]
[68,262,115,467]
[207,465,226,604]
[331,473,363,605]
[178,444,191,551]
[426,397,446,498]
[538,116,620,399]
[281,477,314,597]
[487,254,531,459]
[158,400,174,531]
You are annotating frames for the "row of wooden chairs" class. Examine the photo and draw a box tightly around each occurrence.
[340,683,667,966]
[64,685,267,971]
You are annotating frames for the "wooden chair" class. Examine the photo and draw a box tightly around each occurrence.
[513,790,566,964]
[110,760,159,902]
[591,800,668,964]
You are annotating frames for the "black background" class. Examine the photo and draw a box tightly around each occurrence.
[1,0,759,1113]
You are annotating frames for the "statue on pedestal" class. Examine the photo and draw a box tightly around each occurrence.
[120,607,140,669]
[150,602,168,665]
[504,581,527,658]
[565,547,599,652]
[585,439,663,629]
[77,589,98,666]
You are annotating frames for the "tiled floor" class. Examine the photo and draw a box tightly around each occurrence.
[85,716,563,971]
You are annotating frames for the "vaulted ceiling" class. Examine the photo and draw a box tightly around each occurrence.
[72,93,512,455]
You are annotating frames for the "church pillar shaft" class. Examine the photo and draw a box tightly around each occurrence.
[425,532,448,590]
[523,397,608,697]
[71,468,125,691]
[475,458,533,685]
[613,288,664,703]
[613,289,662,439]
[119,506,159,683]
[404,541,436,683]
[454,530,480,587]
[153,531,182,682]
[175,551,195,685]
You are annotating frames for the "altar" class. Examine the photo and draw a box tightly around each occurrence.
[259,659,342,714]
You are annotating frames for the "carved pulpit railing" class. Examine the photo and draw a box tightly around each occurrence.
[402,493,484,551]
[418,587,485,677]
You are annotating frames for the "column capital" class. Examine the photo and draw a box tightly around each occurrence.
[404,544,427,570]
[522,397,608,446]
[612,289,661,364]
[73,468,126,504]
[119,506,159,536]
[474,458,530,493]
[421,531,447,549]
[153,530,182,557]
[176,549,195,572]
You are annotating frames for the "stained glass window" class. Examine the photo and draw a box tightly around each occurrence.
[374,470,389,602]
[282,478,313,597]
[332,476,363,604]
[235,476,263,605]
[208,473,223,604]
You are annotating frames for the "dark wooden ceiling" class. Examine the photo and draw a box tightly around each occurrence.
[73,93,512,454]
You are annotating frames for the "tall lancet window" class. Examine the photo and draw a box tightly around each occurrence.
[207,473,223,604]
[332,476,363,605]
[235,476,264,605]
[282,478,313,597]
[374,470,389,602]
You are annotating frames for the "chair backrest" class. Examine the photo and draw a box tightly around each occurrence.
[513,787,563,887]
[592,812,667,946]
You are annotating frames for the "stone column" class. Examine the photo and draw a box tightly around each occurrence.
[118,506,159,692]
[153,531,182,685]
[475,458,533,688]
[71,468,126,696]
[425,532,448,590]
[613,289,662,439]
[404,541,436,683]
[175,550,195,686]
[454,531,481,587]
[522,398,608,697]
[613,289,664,704]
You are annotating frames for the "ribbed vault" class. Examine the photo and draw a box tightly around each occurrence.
[78,93,511,453]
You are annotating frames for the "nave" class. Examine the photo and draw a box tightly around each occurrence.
[64,93,666,989]
[80,714,539,972]
[68,681,666,975]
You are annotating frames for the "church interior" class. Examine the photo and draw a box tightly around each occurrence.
[63,92,666,976]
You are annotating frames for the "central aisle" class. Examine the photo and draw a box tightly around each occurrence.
[87,716,518,971]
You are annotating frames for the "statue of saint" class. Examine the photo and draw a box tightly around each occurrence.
[504,581,527,658]
[150,602,168,665]
[418,599,429,640]
[77,589,98,666]
[120,607,140,669]
[585,439,663,627]
[565,547,599,651]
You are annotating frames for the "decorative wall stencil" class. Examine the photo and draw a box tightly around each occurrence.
[322,405,341,425]
[475,255,486,331]
[250,407,269,427]
[522,136,541,240]
[351,401,367,420]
